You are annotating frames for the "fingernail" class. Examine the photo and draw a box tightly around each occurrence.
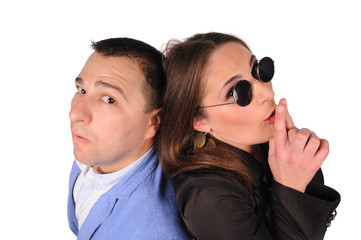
[277,105,284,113]
[279,98,287,105]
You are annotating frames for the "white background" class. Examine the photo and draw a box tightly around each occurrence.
[0,0,359,239]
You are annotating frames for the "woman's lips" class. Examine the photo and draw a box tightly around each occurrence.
[264,109,276,124]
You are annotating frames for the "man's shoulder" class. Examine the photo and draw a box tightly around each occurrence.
[129,158,176,203]
[96,158,191,239]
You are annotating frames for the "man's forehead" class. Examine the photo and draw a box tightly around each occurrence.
[79,52,146,84]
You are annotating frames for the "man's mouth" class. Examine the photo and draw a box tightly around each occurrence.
[71,130,89,143]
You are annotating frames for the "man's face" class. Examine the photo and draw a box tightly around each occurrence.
[69,52,159,173]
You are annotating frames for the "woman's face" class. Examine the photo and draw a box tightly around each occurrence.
[195,42,276,153]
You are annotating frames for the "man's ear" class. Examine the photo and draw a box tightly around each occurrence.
[193,116,210,133]
[145,108,161,139]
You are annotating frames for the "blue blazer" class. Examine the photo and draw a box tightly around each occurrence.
[67,150,191,240]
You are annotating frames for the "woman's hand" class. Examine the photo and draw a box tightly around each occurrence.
[268,98,329,192]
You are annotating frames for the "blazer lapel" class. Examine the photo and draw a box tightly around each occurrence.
[76,195,118,240]
[67,161,80,235]
[76,150,158,239]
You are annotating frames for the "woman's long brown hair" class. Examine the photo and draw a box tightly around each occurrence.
[158,32,255,188]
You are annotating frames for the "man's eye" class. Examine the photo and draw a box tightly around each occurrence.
[77,87,86,94]
[101,96,115,104]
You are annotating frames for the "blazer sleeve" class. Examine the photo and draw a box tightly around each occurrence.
[176,171,340,240]
[176,174,274,240]
[270,170,340,240]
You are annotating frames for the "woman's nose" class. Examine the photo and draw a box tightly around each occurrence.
[253,80,275,105]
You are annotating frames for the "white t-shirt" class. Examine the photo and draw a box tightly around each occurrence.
[73,148,152,229]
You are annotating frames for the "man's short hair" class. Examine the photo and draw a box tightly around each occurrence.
[91,38,165,112]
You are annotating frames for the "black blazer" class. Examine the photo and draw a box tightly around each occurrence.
[175,144,340,240]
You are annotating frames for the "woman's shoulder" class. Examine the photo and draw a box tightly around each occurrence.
[175,169,251,205]
[174,170,260,239]
[175,168,241,188]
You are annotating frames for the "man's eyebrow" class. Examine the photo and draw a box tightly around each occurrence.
[95,80,128,101]
[75,77,83,84]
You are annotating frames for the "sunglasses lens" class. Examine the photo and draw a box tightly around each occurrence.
[234,80,252,107]
[258,57,274,82]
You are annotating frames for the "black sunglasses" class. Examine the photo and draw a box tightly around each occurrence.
[199,57,274,108]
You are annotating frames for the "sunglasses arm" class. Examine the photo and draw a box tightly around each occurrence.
[199,101,237,109]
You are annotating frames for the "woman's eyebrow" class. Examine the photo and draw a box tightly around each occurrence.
[222,74,242,90]
[249,55,256,66]
[222,55,256,89]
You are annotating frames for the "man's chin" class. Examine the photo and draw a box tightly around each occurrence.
[73,150,92,166]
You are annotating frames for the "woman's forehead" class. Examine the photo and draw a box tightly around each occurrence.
[203,43,253,87]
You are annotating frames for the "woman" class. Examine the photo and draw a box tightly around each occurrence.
[158,32,340,240]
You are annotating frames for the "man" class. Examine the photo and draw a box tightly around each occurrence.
[67,38,190,239]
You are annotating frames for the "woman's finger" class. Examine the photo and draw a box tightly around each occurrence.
[283,99,296,131]
[292,128,312,152]
[314,139,329,167]
[273,100,287,146]
[303,131,321,156]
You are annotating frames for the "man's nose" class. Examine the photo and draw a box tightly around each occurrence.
[69,95,92,124]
